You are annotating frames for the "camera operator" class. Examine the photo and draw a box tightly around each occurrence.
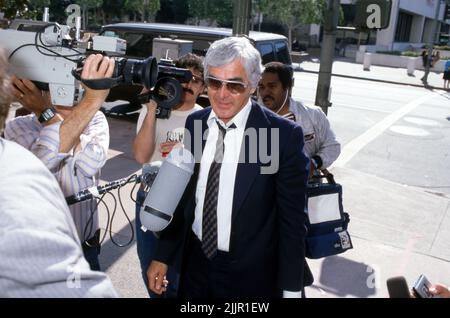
[133,53,205,298]
[0,48,117,297]
[4,53,114,271]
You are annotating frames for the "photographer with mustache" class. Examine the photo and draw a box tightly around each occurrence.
[133,53,205,298]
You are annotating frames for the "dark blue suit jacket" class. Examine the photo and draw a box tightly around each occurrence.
[155,101,309,297]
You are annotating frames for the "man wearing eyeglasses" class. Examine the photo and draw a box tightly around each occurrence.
[147,37,309,298]
[133,53,205,298]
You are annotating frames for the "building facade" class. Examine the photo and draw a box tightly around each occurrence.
[342,0,450,52]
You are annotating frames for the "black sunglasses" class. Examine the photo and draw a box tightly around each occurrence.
[205,76,248,94]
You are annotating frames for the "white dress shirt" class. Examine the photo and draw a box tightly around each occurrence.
[192,99,252,252]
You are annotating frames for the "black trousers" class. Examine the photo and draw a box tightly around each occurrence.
[179,232,305,299]
[179,233,234,298]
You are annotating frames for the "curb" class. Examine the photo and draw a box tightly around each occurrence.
[296,68,450,92]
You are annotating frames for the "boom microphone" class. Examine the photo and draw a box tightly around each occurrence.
[140,147,195,232]
[66,177,132,205]
[387,276,411,298]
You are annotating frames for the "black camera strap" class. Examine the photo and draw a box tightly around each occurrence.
[71,69,123,90]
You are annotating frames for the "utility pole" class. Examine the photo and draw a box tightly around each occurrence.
[421,0,442,86]
[233,0,252,36]
[314,0,340,115]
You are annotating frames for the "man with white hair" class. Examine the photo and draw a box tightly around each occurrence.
[147,37,309,298]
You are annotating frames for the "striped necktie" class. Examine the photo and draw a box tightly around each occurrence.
[202,120,235,259]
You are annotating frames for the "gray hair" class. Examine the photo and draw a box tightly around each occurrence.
[204,37,263,88]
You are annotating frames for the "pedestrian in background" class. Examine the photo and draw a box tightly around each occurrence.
[431,48,440,68]
[421,48,429,68]
[443,59,450,89]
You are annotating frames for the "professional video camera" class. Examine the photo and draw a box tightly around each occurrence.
[0,18,192,118]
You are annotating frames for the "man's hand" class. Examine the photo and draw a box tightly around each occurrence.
[12,76,51,116]
[147,260,169,295]
[159,141,181,157]
[140,87,158,114]
[56,54,114,153]
[145,99,158,113]
[80,54,115,106]
[429,284,450,298]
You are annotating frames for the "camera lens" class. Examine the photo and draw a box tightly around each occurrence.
[152,77,182,109]
[115,56,158,89]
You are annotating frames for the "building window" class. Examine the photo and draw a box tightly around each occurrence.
[395,11,413,42]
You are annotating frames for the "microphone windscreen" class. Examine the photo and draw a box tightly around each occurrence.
[387,276,411,298]
[140,147,195,232]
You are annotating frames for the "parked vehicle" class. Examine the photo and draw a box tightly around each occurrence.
[100,22,291,112]
[101,22,291,64]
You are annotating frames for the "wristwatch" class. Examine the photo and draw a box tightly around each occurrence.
[38,107,57,123]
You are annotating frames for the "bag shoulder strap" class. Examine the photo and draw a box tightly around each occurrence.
[309,168,336,185]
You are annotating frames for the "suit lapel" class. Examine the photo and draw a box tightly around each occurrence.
[190,104,271,225]
[185,108,211,221]
[201,113,209,152]
[231,102,271,224]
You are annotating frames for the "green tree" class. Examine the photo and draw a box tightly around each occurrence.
[75,0,103,29]
[187,0,233,26]
[101,0,125,24]
[48,0,73,24]
[124,0,160,22]
[259,0,326,48]
[171,0,189,23]
[186,0,206,24]
[0,0,29,19]
[156,0,189,23]
[27,0,51,20]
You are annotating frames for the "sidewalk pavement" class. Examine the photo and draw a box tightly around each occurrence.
[305,166,450,298]
[295,58,448,91]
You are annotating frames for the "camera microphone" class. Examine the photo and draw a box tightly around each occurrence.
[140,147,195,232]
[66,177,132,205]
[386,276,411,298]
